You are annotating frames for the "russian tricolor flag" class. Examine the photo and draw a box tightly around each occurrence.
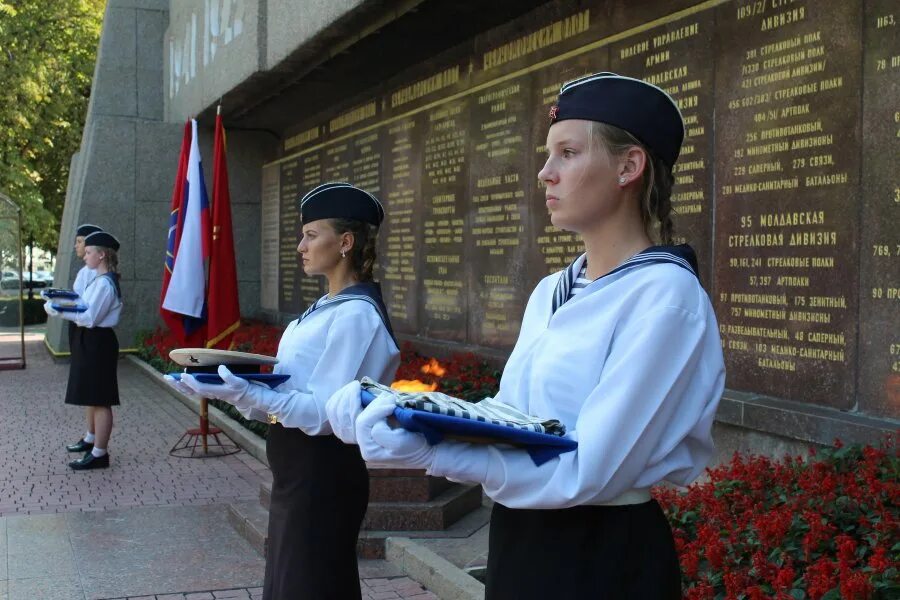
[160,119,209,344]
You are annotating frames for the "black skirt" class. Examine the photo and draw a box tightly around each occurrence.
[485,500,681,600]
[65,326,119,406]
[263,423,369,600]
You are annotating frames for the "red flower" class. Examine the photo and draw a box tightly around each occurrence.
[868,546,890,571]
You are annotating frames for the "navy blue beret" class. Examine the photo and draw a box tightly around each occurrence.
[550,72,685,169]
[84,231,120,251]
[298,182,384,227]
[76,223,103,237]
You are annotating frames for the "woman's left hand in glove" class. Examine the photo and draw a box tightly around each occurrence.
[355,394,435,470]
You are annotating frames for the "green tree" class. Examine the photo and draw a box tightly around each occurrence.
[0,0,105,256]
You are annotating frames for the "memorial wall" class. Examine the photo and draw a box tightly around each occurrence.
[259,0,898,419]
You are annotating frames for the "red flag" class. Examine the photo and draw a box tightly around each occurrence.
[206,108,241,349]
[160,121,206,346]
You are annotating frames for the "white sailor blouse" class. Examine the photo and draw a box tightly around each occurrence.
[427,249,726,509]
[237,293,400,436]
[72,265,97,296]
[59,274,122,328]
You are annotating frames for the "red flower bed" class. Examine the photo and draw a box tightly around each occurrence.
[653,439,899,599]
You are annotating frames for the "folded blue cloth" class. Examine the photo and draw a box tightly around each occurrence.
[360,390,577,466]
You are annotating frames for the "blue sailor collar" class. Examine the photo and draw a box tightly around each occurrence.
[86,271,122,300]
[298,281,398,348]
[552,244,700,315]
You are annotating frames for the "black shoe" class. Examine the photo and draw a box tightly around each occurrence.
[69,452,109,470]
[66,439,94,453]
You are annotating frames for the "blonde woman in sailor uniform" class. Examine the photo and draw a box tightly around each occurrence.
[168,183,400,600]
[327,73,725,599]
[46,230,124,470]
[61,223,101,455]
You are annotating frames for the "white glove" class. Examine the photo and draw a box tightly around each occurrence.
[180,365,255,409]
[355,394,436,470]
[43,301,59,316]
[163,374,202,400]
[325,380,363,444]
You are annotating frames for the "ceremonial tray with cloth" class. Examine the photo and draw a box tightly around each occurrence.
[360,378,576,466]
[40,288,80,300]
[50,300,87,312]
[167,372,289,389]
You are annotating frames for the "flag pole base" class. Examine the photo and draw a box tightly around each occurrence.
[169,426,241,458]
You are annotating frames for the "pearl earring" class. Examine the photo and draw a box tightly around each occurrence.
[341,250,346,258]
[619,176,627,185]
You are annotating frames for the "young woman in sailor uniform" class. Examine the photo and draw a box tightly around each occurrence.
[62,223,102,455]
[45,231,124,470]
[168,183,400,600]
[327,73,726,599]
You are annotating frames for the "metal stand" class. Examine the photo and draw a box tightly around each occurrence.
[169,397,241,458]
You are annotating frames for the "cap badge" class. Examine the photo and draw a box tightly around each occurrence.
[548,105,559,121]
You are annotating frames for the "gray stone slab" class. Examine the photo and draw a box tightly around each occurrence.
[91,67,139,117]
[7,576,84,600]
[0,580,7,600]
[237,281,261,322]
[122,279,163,347]
[65,505,264,600]
[97,7,137,69]
[6,514,69,554]
[266,0,365,68]
[226,131,277,204]
[135,121,184,205]
[132,201,170,276]
[417,522,489,571]
[742,402,881,447]
[385,537,484,600]
[109,0,166,11]
[165,0,261,121]
[80,119,137,223]
[137,9,166,72]
[357,559,405,579]
[138,69,165,120]
[232,203,261,282]
[0,517,6,580]
[8,549,77,580]
[715,397,743,427]
[711,422,811,467]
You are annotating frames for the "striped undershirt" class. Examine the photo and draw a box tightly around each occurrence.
[568,263,591,299]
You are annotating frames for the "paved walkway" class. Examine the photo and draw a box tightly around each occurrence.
[0,335,439,600]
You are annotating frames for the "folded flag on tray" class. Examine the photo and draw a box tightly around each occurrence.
[360,377,566,436]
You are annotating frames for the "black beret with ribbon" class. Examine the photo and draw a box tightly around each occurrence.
[76,223,103,237]
[298,182,384,227]
[83,230,120,251]
[549,72,685,169]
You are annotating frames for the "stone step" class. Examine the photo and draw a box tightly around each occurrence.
[259,469,457,507]
[260,480,271,509]
[362,484,482,531]
[369,468,455,502]
[227,499,269,557]
[358,505,492,559]
[230,494,491,561]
